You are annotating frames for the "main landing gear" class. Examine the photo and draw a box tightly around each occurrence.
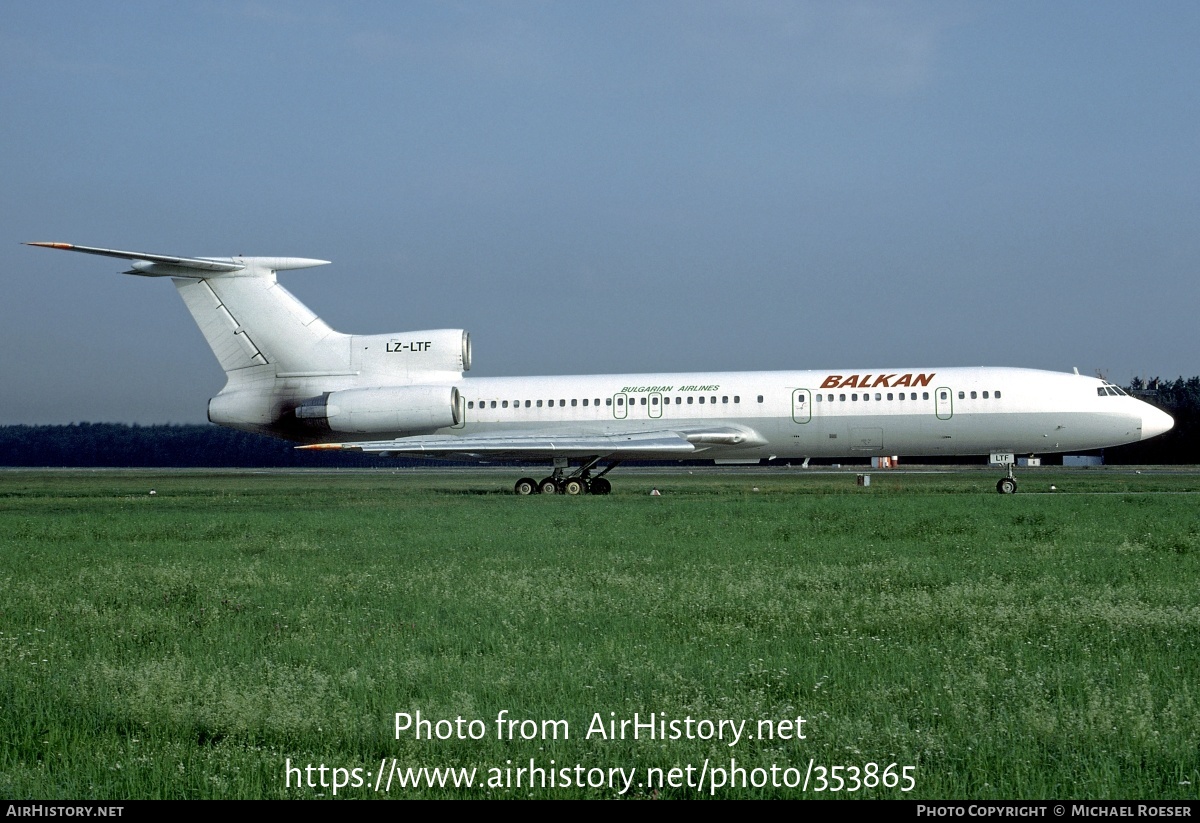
[513,457,619,496]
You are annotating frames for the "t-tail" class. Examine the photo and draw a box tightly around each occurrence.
[25,243,470,440]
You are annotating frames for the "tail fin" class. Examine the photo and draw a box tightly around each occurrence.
[26,242,344,376]
[29,242,468,439]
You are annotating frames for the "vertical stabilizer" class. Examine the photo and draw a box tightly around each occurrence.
[173,272,350,376]
[25,243,347,378]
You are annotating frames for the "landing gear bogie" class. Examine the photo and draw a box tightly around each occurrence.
[516,458,619,496]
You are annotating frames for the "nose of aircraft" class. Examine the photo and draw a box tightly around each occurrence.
[1140,405,1175,440]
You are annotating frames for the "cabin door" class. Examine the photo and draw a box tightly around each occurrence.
[935,387,954,420]
[612,393,629,419]
[792,389,812,423]
[648,392,663,419]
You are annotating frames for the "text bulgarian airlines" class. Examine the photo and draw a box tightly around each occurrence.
[620,385,720,393]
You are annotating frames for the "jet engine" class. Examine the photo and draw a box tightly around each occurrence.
[294,385,461,434]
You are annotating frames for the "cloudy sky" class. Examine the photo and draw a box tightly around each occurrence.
[3,1,1198,424]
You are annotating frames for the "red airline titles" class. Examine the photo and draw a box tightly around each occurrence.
[819,373,936,390]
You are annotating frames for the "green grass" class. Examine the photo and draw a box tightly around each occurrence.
[1,467,1198,799]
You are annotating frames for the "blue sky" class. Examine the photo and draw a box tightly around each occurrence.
[3,1,1198,424]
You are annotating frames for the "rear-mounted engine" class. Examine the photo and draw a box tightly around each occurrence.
[294,385,460,434]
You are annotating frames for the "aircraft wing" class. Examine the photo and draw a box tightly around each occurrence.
[298,426,764,459]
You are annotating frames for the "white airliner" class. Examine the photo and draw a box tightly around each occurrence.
[28,242,1174,494]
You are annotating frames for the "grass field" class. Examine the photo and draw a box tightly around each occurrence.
[1,467,1198,799]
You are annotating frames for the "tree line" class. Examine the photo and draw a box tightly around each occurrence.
[1106,376,1200,464]
[0,422,417,468]
[2,377,1198,467]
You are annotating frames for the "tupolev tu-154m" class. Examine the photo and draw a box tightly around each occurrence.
[27,242,1174,494]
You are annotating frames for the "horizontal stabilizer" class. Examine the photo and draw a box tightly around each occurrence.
[25,242,330,277]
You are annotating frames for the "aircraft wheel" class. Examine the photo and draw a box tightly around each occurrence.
[996,478,1017,495]
[514,477,539,496]
[563,478,587,496]
[590,477,612,495]
[539,478,560,495]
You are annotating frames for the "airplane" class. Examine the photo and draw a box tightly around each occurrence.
[27,241,1174,494]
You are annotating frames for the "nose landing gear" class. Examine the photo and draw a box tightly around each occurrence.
[990,452,1020,494]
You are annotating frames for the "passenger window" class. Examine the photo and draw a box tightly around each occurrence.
[468,401,474,409]
[875,393,881,401]
[982,391,989,399]
[970,391,977,399]
[699,396,705,404]
[606,398,612,406]
[922,392,929,400]
[958,391,965,400]
[862,393,869,402]
[995,391,1001,399]
[687,397,693,404]
[757,395,764,403]
[887,393,894,400]
[722,396,729,404]
[571,399,577,407]
[559,400,565,407]
[815,395,822,403]
[734,396,740,403]
[839,394,846,401]
[852,394,859,401]
[490,401,497,408]
[502,401,508,408]
[640,397,646,405]
[582,399,588,406]
[537,400,543,408]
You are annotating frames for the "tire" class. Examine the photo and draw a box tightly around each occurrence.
[996,478,1017,494]
[514,477,538,495]
[563,478,586,496]
[539,478,560,495]
[590,477,611,495]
